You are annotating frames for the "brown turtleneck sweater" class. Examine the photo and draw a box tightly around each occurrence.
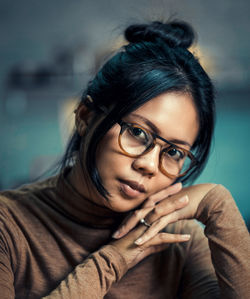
[0,170,249,299]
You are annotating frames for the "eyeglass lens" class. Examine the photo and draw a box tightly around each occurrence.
[120,124,192,177]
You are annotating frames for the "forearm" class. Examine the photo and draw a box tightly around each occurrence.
[42,245,128,299]
[196,185,250,299]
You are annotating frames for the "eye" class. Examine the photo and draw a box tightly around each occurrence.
[166,147,185,161]
[128,126,149,143]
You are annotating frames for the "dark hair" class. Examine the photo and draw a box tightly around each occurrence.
[62,20,215,197]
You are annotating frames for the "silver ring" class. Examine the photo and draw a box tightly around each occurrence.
[140,218,151,228]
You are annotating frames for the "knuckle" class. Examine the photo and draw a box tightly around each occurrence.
[148,194,156,202]
[134,209,142,219]
[146,197,155,207]
[153,205,162,216]
[150,219,160,231]
[168,234,176,241]
[171,211,179,222]
[158,233,166,241]
[154,218,162,227]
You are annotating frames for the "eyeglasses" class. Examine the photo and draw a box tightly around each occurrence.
[117,120,197,179]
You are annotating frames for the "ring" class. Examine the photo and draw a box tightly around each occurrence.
[140,218,151,228]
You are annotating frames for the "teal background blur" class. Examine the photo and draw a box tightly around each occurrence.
[0,1,249,227]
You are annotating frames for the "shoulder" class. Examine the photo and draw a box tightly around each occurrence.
[197,184,242,225]
[0,176,59,263]
[0,175,59,242]
[0,175,58,208]
[202,184,233,202]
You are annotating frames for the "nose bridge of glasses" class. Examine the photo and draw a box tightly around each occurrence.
[141,142,162,165]
[118,121,195,178]
[152,131,173,148]
[146,134,170,156]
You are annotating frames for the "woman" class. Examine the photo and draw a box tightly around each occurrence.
[0,20,249,299]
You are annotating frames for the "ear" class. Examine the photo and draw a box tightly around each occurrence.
[75,103,94,136]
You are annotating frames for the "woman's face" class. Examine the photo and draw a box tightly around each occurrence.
[90,92,199,212]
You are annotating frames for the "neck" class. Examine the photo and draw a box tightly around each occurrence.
[62,155,127,228]
[55,166,126,228]
[67,154,103,207]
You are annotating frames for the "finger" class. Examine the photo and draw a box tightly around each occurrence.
[114,193,188,239]
[143,182,182,208]
[145,195,189,225]
[112,206,153,239]
[113,183,184,239]
[112,211,133,238]
[137,232,191,247]
[134,211,181,245]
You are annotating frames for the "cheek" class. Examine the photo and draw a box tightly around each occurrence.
[95,126,122,175]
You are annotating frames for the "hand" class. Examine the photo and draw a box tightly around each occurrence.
[112,182,184,239]
[111,217,190,270]
[113,183,216,246]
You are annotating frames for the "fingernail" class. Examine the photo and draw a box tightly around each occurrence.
[134,238,143,245]
[181,234,190,240]
[112,230,120,239]
[179,195,188,203]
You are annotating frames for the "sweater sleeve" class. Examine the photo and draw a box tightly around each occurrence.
[43,245,128,299]
[177,220,220,298]
[0,208,18,299]
[195,184,250,299]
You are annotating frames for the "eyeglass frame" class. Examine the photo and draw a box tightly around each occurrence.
[117,120,198,179]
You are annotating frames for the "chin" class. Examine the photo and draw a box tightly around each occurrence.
[106,194,145,213]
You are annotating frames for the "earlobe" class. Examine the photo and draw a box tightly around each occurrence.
[75,104,93,136]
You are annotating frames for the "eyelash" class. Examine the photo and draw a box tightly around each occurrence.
[125,121,189,153]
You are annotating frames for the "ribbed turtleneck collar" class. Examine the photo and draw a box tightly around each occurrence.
[55,168,127,228]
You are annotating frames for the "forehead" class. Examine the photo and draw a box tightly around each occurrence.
[128,92,199,146]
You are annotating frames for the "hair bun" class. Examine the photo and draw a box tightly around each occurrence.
[124,20,195,49]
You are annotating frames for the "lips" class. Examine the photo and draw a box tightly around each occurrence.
[119,179,146,197]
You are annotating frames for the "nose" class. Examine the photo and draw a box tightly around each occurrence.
[132,145,160,177]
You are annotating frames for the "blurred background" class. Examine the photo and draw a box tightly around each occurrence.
[0,0,249,227]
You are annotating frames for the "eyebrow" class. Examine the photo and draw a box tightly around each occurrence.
[130,113,192,148]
